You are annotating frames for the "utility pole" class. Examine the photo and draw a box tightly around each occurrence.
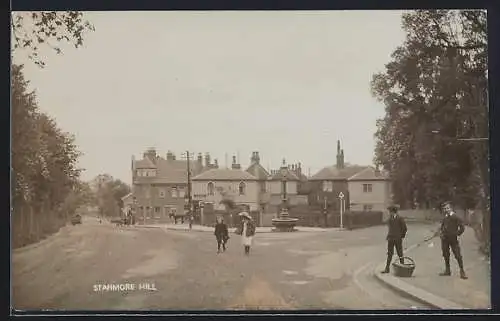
[181,151,194,224]
[186,151,192,217]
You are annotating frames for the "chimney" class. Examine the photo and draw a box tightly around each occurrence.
[298,162,302,178]
[197,153,203,166]
[340,149,345,169]
[214,158,219,168]
[166,150,175,161]
[145,147,157,163]
[232,155,241,170]
[131,155,136,171]
[251,151,260,164]
[374,165,381,176]
[205,153,211,167]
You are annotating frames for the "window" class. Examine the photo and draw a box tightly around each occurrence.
[323,181,333,192]
[207,182,215,196]
[239,182,246,195]
[260,182,266,193]
[363,204,373,211]
[159,189,166,198]
[154,207,161,216]
[178,188,185,198]
[363,184,373,193]
[171,187,178,198]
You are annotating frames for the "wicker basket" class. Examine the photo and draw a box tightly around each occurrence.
[392,256,415,277]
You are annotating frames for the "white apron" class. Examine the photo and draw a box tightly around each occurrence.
[241,221,253,247]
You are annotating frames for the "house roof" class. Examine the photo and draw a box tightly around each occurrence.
[347,167,390,181]
[309,165,368,181]
[133,157,204,184]
[134,157,156,169]
[192,168,258,181]
[245,162,270,180]
[269,168,300,181]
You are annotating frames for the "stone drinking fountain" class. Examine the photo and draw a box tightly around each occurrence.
[272,159,299,232]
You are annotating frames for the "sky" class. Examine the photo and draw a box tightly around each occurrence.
[13,11,407,184]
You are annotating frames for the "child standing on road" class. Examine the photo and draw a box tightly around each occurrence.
[235,212,256,256]
[214,216,229,253]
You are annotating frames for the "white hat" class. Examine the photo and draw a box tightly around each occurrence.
[238,211,252,219]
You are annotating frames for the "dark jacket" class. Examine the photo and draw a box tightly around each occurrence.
[440,213,465,239]
[235,220,256,237]
[386,214,407,240]
[214,222,229,240]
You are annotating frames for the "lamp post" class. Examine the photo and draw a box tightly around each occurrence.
[323,196,328,227]
[280,159,289,218]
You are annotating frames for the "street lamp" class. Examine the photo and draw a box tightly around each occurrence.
[323,196,328,227]
[280,159,289,218]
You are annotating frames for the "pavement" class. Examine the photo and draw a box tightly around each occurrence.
[12,216,470,311]
[137,223,331,233]
[374,224,491,309]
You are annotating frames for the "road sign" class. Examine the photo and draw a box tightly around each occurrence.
[338,192,345,199]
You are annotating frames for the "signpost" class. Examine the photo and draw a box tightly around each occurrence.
[338,192,345,229]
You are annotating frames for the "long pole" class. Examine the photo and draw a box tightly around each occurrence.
[340,199,344,229]
[324,197,327,227]
[186,151,192,217]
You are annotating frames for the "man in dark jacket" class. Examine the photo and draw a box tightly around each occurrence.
[382,205,408,273]
[438,201,468,279]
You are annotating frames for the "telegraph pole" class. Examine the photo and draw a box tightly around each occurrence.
[185,151,193,217]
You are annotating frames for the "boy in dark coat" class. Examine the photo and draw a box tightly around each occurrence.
[438,201,468,279]
[214,216,229,253]
[382,205,408,273]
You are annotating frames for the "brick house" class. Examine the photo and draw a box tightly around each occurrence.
[131,148,213,223]
[191,160,260,212]
[308,140,368,212]
[347,166,391,212]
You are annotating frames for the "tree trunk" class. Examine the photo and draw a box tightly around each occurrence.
[28,205,34,243]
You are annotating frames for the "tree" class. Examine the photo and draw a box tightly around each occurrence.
[11,11,94,247]
[371,10,489,254]
[91,175,131,217]
[11,11,95,67]
[12,64,84,247]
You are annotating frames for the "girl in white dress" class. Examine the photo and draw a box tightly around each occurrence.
[236,212,256,255]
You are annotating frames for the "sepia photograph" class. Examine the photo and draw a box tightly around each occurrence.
[11,9,490,312]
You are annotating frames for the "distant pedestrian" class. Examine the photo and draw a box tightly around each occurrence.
[214,216,229,253]
[437,201,468,279]
[235,212,256,256]
[382,205,407,273]
[189,214,194,230]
